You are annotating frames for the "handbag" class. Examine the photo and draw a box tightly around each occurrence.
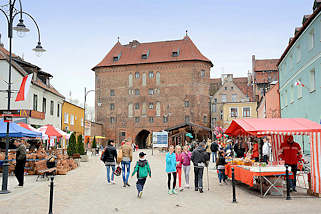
[117,149,123,163]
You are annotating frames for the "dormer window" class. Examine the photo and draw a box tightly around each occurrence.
[141,54,147,59]
[141,50,149,59]
[172,48,180,57]
[113,56,119,62]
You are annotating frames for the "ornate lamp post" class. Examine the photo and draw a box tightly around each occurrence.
[0,0,45,194]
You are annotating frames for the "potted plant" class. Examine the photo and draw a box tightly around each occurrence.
[77,135,88,162]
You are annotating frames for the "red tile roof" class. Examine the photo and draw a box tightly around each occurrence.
[278,5,321,66]
[254,59,279,71]
[93,36,213,69]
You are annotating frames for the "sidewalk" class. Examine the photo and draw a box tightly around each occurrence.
[0,149,320,214]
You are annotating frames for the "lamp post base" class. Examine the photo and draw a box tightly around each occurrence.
[0,190,10,194]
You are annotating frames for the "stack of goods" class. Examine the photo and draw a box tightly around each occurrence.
[56,158,78,175]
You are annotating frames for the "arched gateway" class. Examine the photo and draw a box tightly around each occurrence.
[135,130,150,149]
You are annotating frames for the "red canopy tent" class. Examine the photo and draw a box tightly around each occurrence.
[225,118,321,195]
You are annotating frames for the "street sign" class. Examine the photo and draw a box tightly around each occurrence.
[152,131,168,148]
[4,116,12,122]
[0,110,22,117]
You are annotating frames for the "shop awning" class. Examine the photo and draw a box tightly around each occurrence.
[0,120,42,138]
[225,118,321,136]
[37,125,63,139]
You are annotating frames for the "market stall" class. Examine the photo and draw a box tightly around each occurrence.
[225,118,321,197]
[37,125,63,148]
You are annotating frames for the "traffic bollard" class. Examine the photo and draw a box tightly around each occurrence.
[232,167,237,203]
[285,165,291,200]
[48,176,54,214]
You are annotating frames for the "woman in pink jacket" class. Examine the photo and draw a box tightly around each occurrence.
[175,145,183,191]
[181,145,192,189]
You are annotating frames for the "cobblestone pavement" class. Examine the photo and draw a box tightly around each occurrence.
[0,149,320,214]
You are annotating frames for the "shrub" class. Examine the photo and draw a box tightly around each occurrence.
[77,134,85,155]
[67,133,77,157]
[92,136,97,148]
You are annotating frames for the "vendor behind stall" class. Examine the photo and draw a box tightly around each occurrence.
[279,135,302,192]
[251,139,259,162]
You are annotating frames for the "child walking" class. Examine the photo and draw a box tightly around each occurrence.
[131,152,151,198]
[166,145,177,195]
[216,151,227,184]
[175,145,183,191]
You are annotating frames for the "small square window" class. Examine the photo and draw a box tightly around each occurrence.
[231,87,234,90]
[214,98,217,103]
[172,51,178,57]
[135,103,140,109]
[203,115,207,123]
[110,117,115,124]
[141,54,147,59]
[163,116,168,123]
[135,72,140,79]
[110,103,115,110]
[149,103,154,109]
[113,56,119,62]
[135,117,140,123]
[148,89,154,95]
[224,87,227,90]
[149,117,154,123]
[184,101,190,108]
[221,94,227,102]
[149,71,154,78]
[185,115,190,123]
[110,89,115,96]
[200,70,205,77]
[135,89,140,95]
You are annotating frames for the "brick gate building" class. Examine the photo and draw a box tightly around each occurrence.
[92,36,213,148]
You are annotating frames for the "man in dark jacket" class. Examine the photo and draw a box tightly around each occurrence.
[191,142,210,193]
[210,141,219,163]
[14,140,26,187]
[101,140,117,184]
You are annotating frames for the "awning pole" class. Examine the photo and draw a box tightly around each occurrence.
[302,135,305,154]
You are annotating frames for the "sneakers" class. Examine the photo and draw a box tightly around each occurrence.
[123,184,126,187]
[185,184,190,189]
[14,185,23,189]
[111,180,116,184]
[138,191,143,198]
[168,190,173,195]
[199,189,204,193]
[172,189,177,194]
[107,181,111,184]
[195,188,199,191]
[126,183,131,187]
[179,187,184,192]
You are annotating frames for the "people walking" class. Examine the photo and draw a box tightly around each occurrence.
[175,145,183,191]
[191,142,210,193]
[131,152,151,198]
[101,140,117,184]
[210,141,219,164]
[166,145,177,195]
[121,141,133,187]
[181,145,192,188]
[216,151,227,184]
[14,140,26,187]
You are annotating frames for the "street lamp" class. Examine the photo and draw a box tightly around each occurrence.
[0,0,45,194]
[83,87,95,140]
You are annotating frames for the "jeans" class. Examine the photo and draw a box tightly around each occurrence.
[263,155,269,163]
[212,152,217,163]
[182,165,190,185]
[121,161,131,184]
[136,178,146,193]
[288,164,298,190]
[106,165,115,183]
[218,169,226,183]
[194,167,204,190]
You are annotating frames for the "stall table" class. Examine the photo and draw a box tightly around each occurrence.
[225,164,291,197]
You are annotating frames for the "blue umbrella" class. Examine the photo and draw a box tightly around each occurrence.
[0,120,42,138]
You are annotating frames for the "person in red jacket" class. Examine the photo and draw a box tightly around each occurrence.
[279,135,302,192]
[251,140,259,162]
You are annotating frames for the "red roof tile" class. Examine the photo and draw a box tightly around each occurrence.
[93,36,213,69]
[233,77,255,101]
[254,59,279,71]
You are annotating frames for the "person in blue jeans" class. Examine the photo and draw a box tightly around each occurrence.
[216,151,227,184]
[101,140,117,184]
[121,141,133,187]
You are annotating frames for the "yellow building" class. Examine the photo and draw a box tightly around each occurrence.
[222,102,257,129]
[61,101,84,136]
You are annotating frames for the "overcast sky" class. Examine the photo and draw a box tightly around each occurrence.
[0,0,313,107]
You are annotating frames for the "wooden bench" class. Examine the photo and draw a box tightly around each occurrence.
[35,160,56,181]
